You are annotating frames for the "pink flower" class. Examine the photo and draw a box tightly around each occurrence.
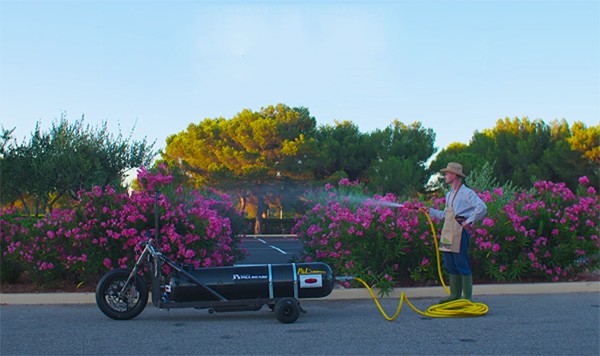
[118,257,128,268]
[578,176,590,185]
[587,186,596,195]
[339,178,351,186]
[184,249,196,259]
[482,218,495,227]
[38,262,54,271]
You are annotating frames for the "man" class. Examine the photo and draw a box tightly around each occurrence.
[428,162,487,303]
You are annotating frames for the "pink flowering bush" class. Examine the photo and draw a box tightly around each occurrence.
[470,177,599,282]
[292,179,426,293]
[294,177,599,291]
[0,165,245,286]
[0,207,35,283]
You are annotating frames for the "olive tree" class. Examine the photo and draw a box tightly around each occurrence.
[1,114,155,216]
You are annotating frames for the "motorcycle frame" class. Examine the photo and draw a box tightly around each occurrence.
[121,237,295,311]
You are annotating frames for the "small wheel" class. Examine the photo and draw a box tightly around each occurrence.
[274,298,300,324]
[96,268,148,320]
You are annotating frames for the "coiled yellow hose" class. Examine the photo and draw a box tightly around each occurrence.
[357,207,489,319]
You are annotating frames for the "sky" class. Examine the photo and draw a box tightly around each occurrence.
[1,0,599,156]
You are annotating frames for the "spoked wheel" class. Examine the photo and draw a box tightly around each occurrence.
[274,297,300,324]
[95,268,148,320]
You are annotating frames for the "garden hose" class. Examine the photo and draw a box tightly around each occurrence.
[358,207,489,319]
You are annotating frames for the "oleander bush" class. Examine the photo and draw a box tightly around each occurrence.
[0,165,245,286]
[292,177,599,293]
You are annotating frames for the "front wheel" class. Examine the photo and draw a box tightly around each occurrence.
[96,268,148,320]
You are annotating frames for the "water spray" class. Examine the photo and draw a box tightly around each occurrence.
[372,201,405,209]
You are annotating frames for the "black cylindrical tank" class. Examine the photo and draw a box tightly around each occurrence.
[168,262,334,302]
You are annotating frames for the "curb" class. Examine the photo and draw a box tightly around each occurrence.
[1,281,598,305]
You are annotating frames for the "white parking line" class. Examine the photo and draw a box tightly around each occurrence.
[256,237,288,255]
[269,245,288,255]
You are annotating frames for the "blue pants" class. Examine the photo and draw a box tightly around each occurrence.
[442,229,472,275]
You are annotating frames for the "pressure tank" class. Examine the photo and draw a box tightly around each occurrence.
[168,262,334,302]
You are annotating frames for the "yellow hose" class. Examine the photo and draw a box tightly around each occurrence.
[358,207,489,319]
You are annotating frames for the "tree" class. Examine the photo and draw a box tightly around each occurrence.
[567,121,600,164]
[431,117,598,190]
[311,121,374,181]
[163,108,443,230]
[428,142,481,172]
[0,114,155,216]
[367,120,437,196]
[162,104,318,233]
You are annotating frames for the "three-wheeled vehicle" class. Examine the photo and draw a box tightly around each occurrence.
[95,191,334,323]
[95,236,334,323]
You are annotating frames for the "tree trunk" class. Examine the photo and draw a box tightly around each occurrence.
[254,193,265,235]
[17,193,31,217]
[239,192,247,215]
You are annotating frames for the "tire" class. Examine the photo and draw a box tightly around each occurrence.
[274,297,300,324]
[96,268,148,320]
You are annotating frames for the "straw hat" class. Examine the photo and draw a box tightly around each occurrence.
[440,162,466,178]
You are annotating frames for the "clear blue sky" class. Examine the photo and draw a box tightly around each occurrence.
[1,0,598,154]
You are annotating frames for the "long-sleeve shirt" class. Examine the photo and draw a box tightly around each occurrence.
[428,185,487,225]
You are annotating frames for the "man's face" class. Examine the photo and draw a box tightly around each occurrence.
[444,172,457,184]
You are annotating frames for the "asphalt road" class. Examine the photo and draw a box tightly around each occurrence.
[239,235,303,264]
[1,293,599,355]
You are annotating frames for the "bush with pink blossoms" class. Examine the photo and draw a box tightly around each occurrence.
[0,165,245,286]
[294,177,599,292]
[292,179,428,293]
[0,208,34,283]
[471,177,599,282]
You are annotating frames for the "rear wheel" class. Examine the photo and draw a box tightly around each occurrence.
[274,297,300,324]
[96,268,148,320]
